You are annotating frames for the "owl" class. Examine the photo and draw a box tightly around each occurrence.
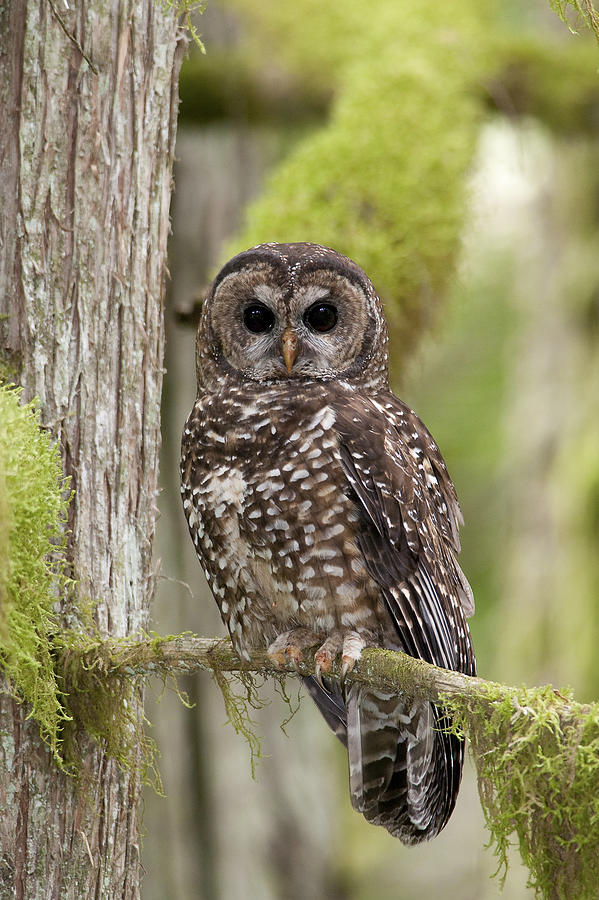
[181,242,475,844]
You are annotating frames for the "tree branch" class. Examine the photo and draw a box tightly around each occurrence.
[63,632,538,709]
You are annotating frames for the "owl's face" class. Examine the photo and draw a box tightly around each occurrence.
[197,243,389,388]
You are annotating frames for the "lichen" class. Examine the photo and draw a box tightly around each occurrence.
[211,666,305,775]
[445,684,599,899]
[273,675,302,736]
[0,383,71,759]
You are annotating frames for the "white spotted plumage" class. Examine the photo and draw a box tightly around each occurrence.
[181,243,475,844]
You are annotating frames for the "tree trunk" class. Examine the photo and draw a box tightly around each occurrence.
[0,3,183,896]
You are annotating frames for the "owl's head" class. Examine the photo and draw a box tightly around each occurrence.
[196,243,389,390]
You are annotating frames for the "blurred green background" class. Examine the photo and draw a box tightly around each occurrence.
[142,2,599,897]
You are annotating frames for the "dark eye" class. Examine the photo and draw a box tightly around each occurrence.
[303,301,338,333]
[243,303,276,334]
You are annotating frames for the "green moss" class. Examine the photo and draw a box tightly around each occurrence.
[446,684,599,899]
[0,383,71,759]
[0,384,167,785]
[212,666,301,775]
[56,625,164,788]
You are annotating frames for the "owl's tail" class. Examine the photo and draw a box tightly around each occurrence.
[304,677,463,844]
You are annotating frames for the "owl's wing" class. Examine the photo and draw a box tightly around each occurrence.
[334,389,475,675]
[317,387,476,842]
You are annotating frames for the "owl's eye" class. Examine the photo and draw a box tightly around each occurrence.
[303,302,338,333]
[243,303,276,334]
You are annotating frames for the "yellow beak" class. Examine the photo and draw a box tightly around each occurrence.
[281,327,299,373]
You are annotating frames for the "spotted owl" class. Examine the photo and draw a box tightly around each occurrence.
[180,242,475,844]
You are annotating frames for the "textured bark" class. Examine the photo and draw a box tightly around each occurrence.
[0,2,184,897]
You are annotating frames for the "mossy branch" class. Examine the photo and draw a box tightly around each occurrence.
[59,632,599,900]
[56,632,586,737]
[58,631,505,697]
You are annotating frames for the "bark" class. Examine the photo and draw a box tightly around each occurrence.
[0,3,184,897]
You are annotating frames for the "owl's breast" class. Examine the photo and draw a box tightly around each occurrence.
[182,388,384,651]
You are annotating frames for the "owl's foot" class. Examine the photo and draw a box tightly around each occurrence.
[267,628,321,671]
[267,629,368,683]
[314,630,367,689]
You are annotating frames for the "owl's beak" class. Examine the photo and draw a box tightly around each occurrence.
[281,327,299,373]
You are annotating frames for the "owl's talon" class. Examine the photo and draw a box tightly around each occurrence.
[267,628,320,672]
[340,654,358,679]
[314,649,334,674]
[314,665,324,690]
[314,649,334,690]
[267,646,302,671]
[312,631,368,686]
[314,635,342,686]
[287,646,304,669]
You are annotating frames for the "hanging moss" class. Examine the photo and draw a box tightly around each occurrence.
[211,667,266,778]
[550,0,599,43]
[446,684,599,900]
[56,624,168,787]
[0,383,71,759]
[211,664,302,776]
